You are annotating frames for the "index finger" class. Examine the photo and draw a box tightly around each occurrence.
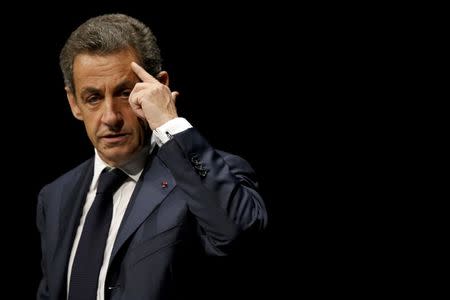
[131,62,158,83]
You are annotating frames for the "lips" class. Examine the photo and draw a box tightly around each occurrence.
[100,133,130,143]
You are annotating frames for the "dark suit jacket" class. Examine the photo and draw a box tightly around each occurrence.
[36,128,267,300]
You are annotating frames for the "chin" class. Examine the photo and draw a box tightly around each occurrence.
[100,146,138,166]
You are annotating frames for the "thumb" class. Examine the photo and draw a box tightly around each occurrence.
[171,91,180,104]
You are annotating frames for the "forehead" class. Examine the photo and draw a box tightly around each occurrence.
[73,49,139,90]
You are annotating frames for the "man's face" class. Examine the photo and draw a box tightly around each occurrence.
[67,49,148,166]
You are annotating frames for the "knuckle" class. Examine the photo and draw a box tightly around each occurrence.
[135,82,146,89]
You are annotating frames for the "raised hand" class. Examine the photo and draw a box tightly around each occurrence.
[129,62,179,129]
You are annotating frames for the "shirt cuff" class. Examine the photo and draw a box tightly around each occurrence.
[153,117,193,146]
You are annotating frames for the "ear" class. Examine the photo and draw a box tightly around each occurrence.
[65,87,83,121]
[156,71,169,86]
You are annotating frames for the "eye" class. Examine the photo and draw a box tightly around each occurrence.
[121,90,131,98]
[85,95,100,104]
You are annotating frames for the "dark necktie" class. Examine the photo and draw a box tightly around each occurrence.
[68,167,128,300]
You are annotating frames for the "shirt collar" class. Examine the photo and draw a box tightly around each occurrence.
[90,136,157,191]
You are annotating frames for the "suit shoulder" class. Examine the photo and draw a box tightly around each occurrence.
[40,158,93,194]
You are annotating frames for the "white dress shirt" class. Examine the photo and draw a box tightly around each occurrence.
[67,118,192,300]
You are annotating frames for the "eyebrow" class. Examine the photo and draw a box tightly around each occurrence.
[80,87,100,99]
[113,80,136,94]
[79,80,137,98]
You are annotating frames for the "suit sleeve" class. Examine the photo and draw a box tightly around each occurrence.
[156,127,268,255]
[36,187,50,300]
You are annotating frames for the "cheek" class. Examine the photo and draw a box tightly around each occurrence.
[134,119,147,139]
[85,123,96,141]
[124,110,141,128]
[128,115,149,142]
[83,113,101,138]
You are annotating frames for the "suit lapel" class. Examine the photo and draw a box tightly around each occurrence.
[50,159,94,300]
[109,153,175,263]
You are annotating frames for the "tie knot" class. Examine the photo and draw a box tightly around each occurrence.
[96,167,128,195]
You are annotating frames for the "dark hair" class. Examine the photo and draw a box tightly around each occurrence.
[60,13,162,92]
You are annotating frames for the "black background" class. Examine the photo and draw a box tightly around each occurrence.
[1,2,388,299]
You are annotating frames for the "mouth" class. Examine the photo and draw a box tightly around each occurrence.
[100,133,130,144]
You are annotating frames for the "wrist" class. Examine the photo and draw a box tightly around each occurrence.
[152,117,193,146]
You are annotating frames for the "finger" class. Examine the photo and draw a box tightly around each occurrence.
[171,91,179,104]
[128,90,146,120]
[131,82,150,93]
[131,62,158,83]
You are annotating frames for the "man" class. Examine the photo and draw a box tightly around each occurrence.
[36,13,267,300]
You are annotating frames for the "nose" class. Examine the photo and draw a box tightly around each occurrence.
[101,98,124,130]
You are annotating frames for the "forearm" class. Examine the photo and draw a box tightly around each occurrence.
[157,128,267,254]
